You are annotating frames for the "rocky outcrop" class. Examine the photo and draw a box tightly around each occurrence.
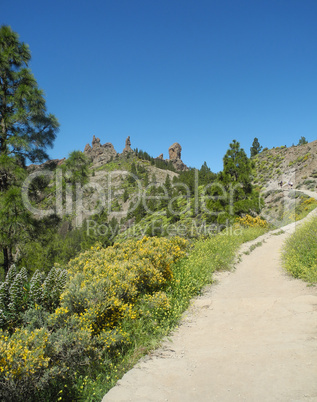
[84,135,117,167]
[168,143,182,160]
[170,158,188,171]
[122,136,133,154]
[168,142,188,171]
[28,136,188,174]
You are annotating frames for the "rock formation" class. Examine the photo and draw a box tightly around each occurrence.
[168,143,182,160]
[168,142,188,171]
[122,136,133,154]
[84,135,117,167]
[28,136,189,177]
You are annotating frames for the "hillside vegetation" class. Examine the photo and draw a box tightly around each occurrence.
[253,140,317,192]
[0,133,272,400]
[0,225,268,401]
[282,215,317,283]
[3,138,317,281]
[1,139,263,279]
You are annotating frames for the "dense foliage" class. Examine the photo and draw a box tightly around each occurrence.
[15,212,120,278]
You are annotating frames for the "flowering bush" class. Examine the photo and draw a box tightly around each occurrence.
[0,236,188,400]
[55,236,187,335]
[236,214,268,228]
[299,197,317,213]
[0,328,50,401]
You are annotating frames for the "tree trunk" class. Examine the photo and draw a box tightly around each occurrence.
[3,247,12,274]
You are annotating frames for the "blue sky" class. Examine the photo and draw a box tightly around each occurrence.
[2,0,317,172]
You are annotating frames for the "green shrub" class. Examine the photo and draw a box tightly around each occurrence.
[282,216,317,283]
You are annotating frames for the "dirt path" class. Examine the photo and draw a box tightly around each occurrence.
[103,211,317,402]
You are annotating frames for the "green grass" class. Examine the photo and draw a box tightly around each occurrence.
[272,229,284,236]
[282,216,317,283]
[243,240,264,255]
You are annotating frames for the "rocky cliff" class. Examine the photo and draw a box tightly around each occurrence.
[122,136,133,154]
[84,135,117,167]
[168,142,188,171]
[253,140,317,192]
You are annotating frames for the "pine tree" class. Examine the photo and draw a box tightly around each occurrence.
[199,161,216,185]
[250,137,263,157]
[128,162,138,184]
[0,26,59,272]
[63,150,89,186]
[223,140,252,195]
[0,181,34,271]
[164,174,172,196]
[0,25,59,171]
[134,202,146,223]
[298,136,308,146]
[219,140,262,218]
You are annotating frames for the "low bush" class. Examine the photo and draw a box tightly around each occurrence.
[282,216,317,283]
[235,214,268,228]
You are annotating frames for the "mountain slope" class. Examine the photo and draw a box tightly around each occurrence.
[252,140,317,226]
[253,140,317,192]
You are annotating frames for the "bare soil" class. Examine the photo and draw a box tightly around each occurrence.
[102,208,317,402]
